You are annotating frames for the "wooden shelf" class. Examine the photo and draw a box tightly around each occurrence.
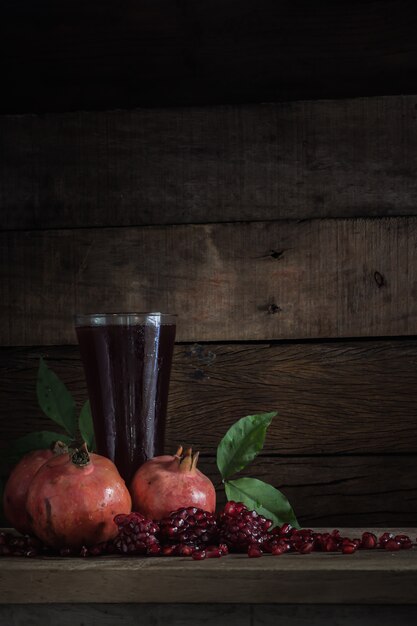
[1,529,417,604]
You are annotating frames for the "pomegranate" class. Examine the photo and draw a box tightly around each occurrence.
[3,442,67,534]
[26,444,131,549]
[129,446,216,520]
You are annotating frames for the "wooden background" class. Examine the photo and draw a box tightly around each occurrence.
[1,0,417,532]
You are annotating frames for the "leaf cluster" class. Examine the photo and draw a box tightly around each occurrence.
[217,412,299,528]
[6,358,95,467]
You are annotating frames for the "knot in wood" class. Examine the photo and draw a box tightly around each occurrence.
[267,303,281,315]
[374,271,386,288]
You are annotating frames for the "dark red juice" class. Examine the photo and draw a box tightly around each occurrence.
[76,315,176,483]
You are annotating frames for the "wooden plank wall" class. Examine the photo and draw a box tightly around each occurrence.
[2,97,417,229]
[1,95,417,527]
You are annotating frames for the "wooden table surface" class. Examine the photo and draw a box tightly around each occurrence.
[1,529,417,604]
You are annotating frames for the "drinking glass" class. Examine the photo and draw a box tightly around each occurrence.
[75,312,176,483]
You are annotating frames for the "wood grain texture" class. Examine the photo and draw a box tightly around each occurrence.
[0,604,252,626]
[1,340,417,455]
[2,604,417,626]
[2,541,417,604]
[199,457,417,527]
[3,96,417,230]
[252,605,417,625]
[1,218,416,345]
[2,1,417,113]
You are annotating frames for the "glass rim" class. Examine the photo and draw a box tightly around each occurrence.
[75,312,177,326]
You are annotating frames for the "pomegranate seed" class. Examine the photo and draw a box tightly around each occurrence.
[79,546,89,557]
[379,532,394,547]
[148,543,161,556]
[279,522,292,535]
[279,539,292,552]
[361,532,377,550]
[206,547,222,558]
[25,549,38,558]
[342,542,357,555]
[247,544,263,558]
[192,550,206,560]
[395,534,412,549]
[323,537,338,552]
[271,545,287,556]
[223,501,236,516]
[297,542,314,554]
[385,539,401,551]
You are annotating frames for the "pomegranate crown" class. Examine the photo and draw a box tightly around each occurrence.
[174,445,200,472]
[71,442,91,468]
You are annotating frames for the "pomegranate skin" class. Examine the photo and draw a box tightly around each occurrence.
[130,448,216,520]
[26,448,132,549]
[3,449,55,534]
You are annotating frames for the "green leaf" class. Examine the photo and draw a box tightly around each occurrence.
[5,431,72,466]
[36,357,77,437]
[225,477,299,528]
[79,400,95,451]
[216,411,276,480]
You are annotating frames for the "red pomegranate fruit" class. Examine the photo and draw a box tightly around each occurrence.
[26,444,131,549]
[130,446,216,520]
[3,441,67,534]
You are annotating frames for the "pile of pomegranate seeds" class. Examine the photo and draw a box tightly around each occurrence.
[113,512,161,555]
[159,507,218,551]
[0,532,44,557]
[0,502,415,559]
[260,526,411,557]
[218,500,273,552]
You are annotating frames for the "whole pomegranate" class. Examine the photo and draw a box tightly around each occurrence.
[26,444,131,549]
[130,446,216,520]
[3,441,67,534]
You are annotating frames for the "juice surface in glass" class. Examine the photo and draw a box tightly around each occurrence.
[75,313,176,483]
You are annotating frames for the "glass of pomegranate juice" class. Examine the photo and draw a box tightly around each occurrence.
[75,312,176,483]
